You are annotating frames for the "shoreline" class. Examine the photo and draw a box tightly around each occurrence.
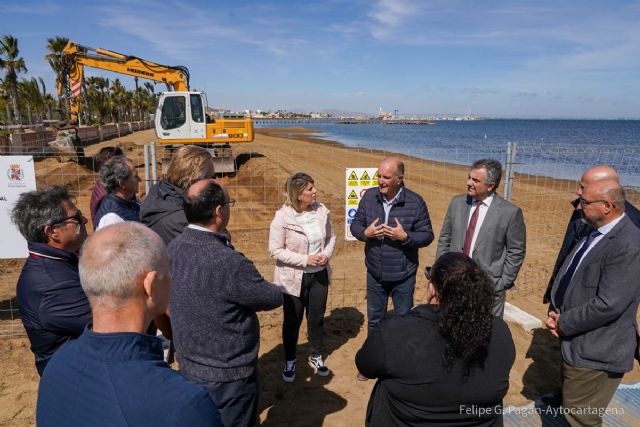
[255,127,640,201]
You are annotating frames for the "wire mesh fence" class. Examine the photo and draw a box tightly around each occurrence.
[1,132,639,337]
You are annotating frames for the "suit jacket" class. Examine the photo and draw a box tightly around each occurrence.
[549,215,640,373]
[543,199,640,303]
[436,193,526,290]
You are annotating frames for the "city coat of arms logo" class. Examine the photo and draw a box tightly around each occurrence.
[7,164,24,182]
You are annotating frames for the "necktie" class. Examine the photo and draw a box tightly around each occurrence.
[554,229,601,308]
[463,202,481,256]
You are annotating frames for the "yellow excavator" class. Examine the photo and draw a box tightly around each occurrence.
[54,41,253,173]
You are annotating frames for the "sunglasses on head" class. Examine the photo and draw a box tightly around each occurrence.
[424,266,432,281]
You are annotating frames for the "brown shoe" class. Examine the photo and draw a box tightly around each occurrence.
[356,371,369,381]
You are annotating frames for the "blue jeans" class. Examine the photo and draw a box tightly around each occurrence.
[366,272,416,332]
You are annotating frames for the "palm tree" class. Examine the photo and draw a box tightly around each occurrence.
[110,79,126,122]
[85,77,111,124]
[45,36,69,120]
[0,35,27,125]
[19,76,48,124]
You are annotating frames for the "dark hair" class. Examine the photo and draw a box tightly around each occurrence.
[99,155,132,193]
[96,146,123,167]
[429,252,495,375]
[471,159,502,189]
[184,181,225,225]
[10,185,73,243]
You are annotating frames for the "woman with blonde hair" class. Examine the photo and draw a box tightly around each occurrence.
[140,146,215,244]
[269,172,336,382]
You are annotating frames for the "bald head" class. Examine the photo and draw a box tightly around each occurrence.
[79,222,166,304]
[581,165,620,186]
[184,179,228,230]
[379,157,404,177]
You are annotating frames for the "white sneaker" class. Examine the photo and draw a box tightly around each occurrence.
[309,355,330,376]
[282,359,296,383]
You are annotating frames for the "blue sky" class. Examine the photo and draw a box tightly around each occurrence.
[3,0,640,118]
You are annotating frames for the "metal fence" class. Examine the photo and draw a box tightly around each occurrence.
[1,136,639,337]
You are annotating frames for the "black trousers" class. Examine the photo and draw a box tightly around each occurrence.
[282,269,329,361]
[182,370,258,427]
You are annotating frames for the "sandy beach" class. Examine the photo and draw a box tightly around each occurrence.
[1,127,639,426]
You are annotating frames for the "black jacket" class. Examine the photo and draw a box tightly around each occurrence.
[356,305,515,427]
[350,186,433,282]
[16,242,92,375]
[140,180,188,245]
[543,199,640,303]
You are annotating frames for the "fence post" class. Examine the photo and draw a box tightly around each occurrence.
[143,143,150,196]
[151,141,157,184]
[504,142,517,201]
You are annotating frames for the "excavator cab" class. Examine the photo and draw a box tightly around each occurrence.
[155,92,206,140]
[155,91,253,174]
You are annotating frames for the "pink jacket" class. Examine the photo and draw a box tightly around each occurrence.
[269,203,336,297]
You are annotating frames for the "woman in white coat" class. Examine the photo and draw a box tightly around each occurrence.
[269,172,336,383]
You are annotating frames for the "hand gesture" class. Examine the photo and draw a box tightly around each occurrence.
[316,254,329,266]
[545,311,561,337]
[307,255,321,267]
[381,218,408,242]
[364,218,384,239]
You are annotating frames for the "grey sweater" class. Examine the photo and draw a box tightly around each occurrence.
[168,227,283,382]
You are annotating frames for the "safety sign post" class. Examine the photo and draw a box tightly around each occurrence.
[345,167,378,241]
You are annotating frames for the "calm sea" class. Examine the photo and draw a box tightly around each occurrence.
[256,119,640,187]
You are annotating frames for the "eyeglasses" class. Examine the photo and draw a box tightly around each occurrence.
[224,198,236,207]
[424,266,432,281]
[578,197,607,207]
[51,211,85,227]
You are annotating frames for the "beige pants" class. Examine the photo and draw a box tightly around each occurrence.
[562,361,623,427]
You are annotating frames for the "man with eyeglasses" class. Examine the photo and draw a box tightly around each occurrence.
[543,165,640,304]
[11,185,91,376]
[167,179,282,427]
[546,177,640,427]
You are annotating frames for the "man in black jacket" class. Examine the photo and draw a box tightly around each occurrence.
[11,186,91,375]
[543,165,640,303]
[350,157,434,333]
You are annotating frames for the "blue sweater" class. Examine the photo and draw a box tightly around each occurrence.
[37,327,221,427]
[168,227,283,382]
[350,186,434,282]
[94,193,141,229]
[16,242,92,375]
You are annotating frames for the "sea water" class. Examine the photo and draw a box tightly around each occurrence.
[256,120,640,187]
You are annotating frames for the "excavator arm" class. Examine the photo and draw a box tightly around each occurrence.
[58,41,190,124]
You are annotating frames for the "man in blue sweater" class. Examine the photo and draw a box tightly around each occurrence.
[168,179,283,427]
[36,222,221,426]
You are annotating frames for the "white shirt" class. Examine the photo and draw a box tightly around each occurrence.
[295,210,324,273]
[96,213,124,230]
[467,193,495,255]
[188,224,213,233]
[567,213,625,272]
[382,187,403,224]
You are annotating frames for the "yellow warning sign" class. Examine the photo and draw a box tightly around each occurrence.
[348,190,359,200]
[360,181,371,187]
[348,181,359,187]
[348,171,358,180]
[360,170,371,180]
[372,171,379,179]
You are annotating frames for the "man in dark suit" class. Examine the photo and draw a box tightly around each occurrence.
[437,159,526,317]
[543,165,640,303]
[546,178,640,427]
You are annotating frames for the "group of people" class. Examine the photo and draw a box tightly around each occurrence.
[10,144,640,426]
